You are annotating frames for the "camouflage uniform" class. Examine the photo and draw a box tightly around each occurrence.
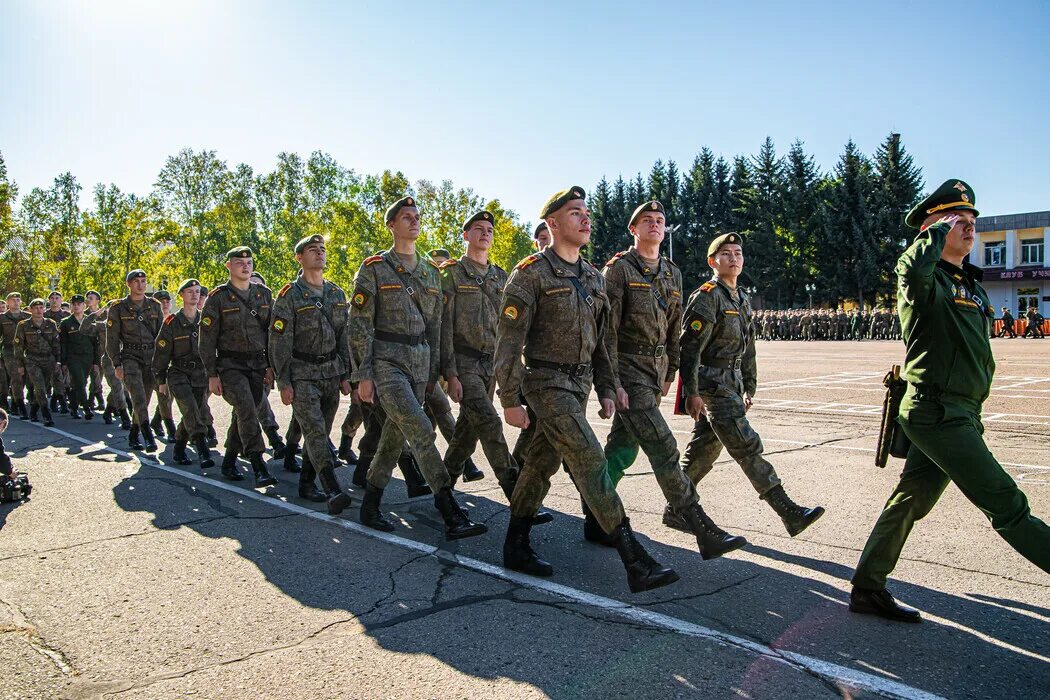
[105,295,162,432]
[14,317,59,419]
[0,309,31,413]
[153,309,209,445]
[44,307,70,407]
[90,304,129,418]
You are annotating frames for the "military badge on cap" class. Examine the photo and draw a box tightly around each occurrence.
[294,234,325,254]
[385,195,419,223]
[463,210,495,231]
[226,246,253,260]
[628,200,665,228]
[538,186,587,219]
[707,232,742,258]
[904,179,978,228]
[125,269,147,282]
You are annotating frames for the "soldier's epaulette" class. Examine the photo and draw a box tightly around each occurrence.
[426,258,442,269]
[699,281,716,293]
[604,251,627,269]
[108,299,120,306]
[363,254,383,266]
[665,255,679,269]
[277,283,292,298]
[516,253,542,270]
[163,314,175,326]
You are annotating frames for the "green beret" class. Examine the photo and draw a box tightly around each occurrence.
[249,271,266,284]
[295,234,325,254]
[533,221,548,239]
[462,210,494,231]
[226,246,253,260]
[629,200,665,228]
[199,285,209,296]
[385,195,418,223]
[125,269,146,282]
[905,179,978,229]
[539,186,586,219]
[29,298,45,307]
[177,278,201,293]
[69,294,86,303]
[153,290,171,301]
[428,248,451,260]
[707,232,743,257]
[86,290,101,299]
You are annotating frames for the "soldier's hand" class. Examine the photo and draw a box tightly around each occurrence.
[615,387,630,411]
[447,376,463,403]
[209,376,223,397]
[598,397,616,419]
[661,380,673,397]
[744,394,753,412]
[115,366,124,381]
[505,405,529,429]
[686,395,706,422]
[938,213,961,229]
[358,379,375,404]
[339,380,352,396]
[264,367,275,387]
[158,384,168,396]
[280,386,294,406]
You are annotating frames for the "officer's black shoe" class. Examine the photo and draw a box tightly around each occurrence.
[195,438,215,469]
[128,425,143,450]
[352,452,373,488]
[298,466,327,503]
[661,503,691,533]
[462,459,485,482]
[398,453,432,498]
[360,483,394,531]
[164,418,178,444]
[171,440,193,465]
[762,485,825,537]
[119,408,132,431]
[503,515,553,576]
[337,434,357,464]
[150,412,164,438]
[221,449,245,481]
[282,449,302,473]
[102,408,114,425]
[42,406,55,427]
[581,499,615,548]
[611,518,680,594]
[249,454,278,488]
[29,404,39,422]
[17,401,28,420]
[849,588,922,623]
[434,487,487,541]
[676,502,748,560]
[83,406,94,421]
[70,405,83,419]
[266,428,287,459]
[498,479,553,526]
[140,424,159,453]
[207,425,218,448]
[317,465,352,515]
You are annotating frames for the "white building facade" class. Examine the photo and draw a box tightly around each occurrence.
[971,211,1050,317]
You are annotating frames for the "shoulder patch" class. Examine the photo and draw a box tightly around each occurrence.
[278,283,292,298]
[351,288,371,308]
[699,281,716,293]
[272,318,286,334]
[516,254,542,270]
[364,255,383,266]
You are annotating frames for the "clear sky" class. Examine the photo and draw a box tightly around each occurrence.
[2,0,1048,222]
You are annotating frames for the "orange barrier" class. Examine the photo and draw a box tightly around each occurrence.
[991,319,1048,336]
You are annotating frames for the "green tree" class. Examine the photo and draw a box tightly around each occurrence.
[871,132,924,303]
[822,139,878,310]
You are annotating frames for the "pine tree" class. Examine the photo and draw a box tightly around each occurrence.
[783,141,822,307]
[871,133,924,303]
[822,140,878,310]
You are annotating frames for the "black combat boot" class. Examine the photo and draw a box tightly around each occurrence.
[266,427,287,459]
[41,405,54,427]
[221,447,244,481]
[502,515,553,576]
[581,499,615,548]
[17,399,29,420]
[849,587,922,623]
[337,434,358,464]
[462,458,484,482]
[499,478,553,525]
[398,453,431,498]
[195,438,215,470]
[762,485,825,536]
[164,418,178,444]
[434,487,487,540]
[352,451,373,488]
[140,423,159,453]
[128,425,143,450]
[69,398,82,420]
[675,502,748,560]
[29,403,40,423]
[282,448,301,473]
[171,439,193,465]
[661,503,691,533]
[358,483,395,531]
[249,454,278,488]
[297,461,327,503]
[57,395,68,414]
[118,407,132,431]
[49,394,60,413]
[83,403,94,421]
[611,518,680,594]
[318,466,353,515]
[150,411,164,440]
[207,425,218,448]
[102,407,114,425]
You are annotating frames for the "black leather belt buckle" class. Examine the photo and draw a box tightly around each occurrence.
[733,357,742,371]
[654,344,665,358]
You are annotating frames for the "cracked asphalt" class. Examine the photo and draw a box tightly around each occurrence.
[1,340,1048,699]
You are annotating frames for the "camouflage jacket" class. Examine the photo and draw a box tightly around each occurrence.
[680,277,758,397]
[0,311,31,355]
[602,248,683,395]
[349,249,443,384]
[153,309,207,387]
[44,308,69,327]
[269,277,351,389]
[494,247,615,408]
[105,296,163,367]
[198,281,273,376]
[59,315,98,363]
[14,318,60,370]
[440,255,508,379]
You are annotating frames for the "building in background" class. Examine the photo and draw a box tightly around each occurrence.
[973,211,1050,317]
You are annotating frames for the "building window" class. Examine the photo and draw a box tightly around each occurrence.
[1021,238,1044,265]
[984,241,1005,267]
[1018,288,1039,316]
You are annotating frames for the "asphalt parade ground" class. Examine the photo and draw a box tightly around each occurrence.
[2,339,1048,699]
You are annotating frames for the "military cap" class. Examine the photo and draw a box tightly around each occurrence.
[226,246,253,260]
[428,248,451,260]
[47,290,62,299]
[28,298,45,307]
[295,234,325,254]
[86,290,101,299]
[177,278,201,293]
[539,186,586,219]
[707,232,743,258]
[462,210,494,231]
[905,179,978,229]
[199,285,209,296]
[249,271,266,284]
[533,221,548,239]
[5,292,20,300]
[629,200,665,228]
[125,269,146,282]
[385,195,418,223]
[69,294,86,303]
[153,290,172,301]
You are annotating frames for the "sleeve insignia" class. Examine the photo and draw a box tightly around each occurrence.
[503,304,520,320]
[106,319,113,327]
[272,318,286,334]
[352,289,370,308]
[201,316,212,326]
[690,319,704,333]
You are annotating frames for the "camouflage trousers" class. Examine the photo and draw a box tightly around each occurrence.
[366,363,450,492]
[22,360,54,410]
[51,362,69,400]
[121,356,154,426]
[219,368,266,458]
[425,382,456,443]
[2,353,25,403]
[443,370,518,485]
[604,386,697,510]
[167,373,208,443]
[339,396,364,438]
[513,382,626,534]
[102,356,127,412]
[680,388,781,496]
[291,378,340,476]
[154,386,173,421]
[89,364,104,406]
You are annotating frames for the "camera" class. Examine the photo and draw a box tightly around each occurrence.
[0,472,31,503]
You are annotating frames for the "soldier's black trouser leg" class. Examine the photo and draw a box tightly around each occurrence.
[67,357,92,413]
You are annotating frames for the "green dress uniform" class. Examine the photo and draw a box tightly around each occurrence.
[0,309,31,414]
[44,307,70,408]
[14,316,59,423]
[152,307,211,464]
[59,312,99,417]
[852,207,1050,594]
[105,292,163,448]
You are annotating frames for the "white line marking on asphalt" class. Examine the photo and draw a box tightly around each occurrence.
[35,423,946,700]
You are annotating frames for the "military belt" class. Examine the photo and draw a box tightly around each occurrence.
[701,355,742,371]
[375,330,425,346]
[617,341,665,358]
[218,349,268,364]
[123,342,155,351]
[292,349,339,364]
[171,358,201,370]
[526,358,592,378]
[454,344,492,362]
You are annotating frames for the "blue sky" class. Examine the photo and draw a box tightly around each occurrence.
[2,0,1048,223]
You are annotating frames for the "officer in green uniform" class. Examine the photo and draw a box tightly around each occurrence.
[269,234,354,512]
[14,299,59,426]
[349,196,485,540]
[153,279,214,470]
[495,186,678,593]
[601,201,746,558]
[0,293,31,419]
[198,247,278,488]
[58,294,98,420]
[149,290,179,443]
[676,233,824,536]
[106,270,163,451]
[850,179,1050,622]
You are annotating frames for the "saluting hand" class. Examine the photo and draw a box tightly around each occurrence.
[938,213,961,229]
